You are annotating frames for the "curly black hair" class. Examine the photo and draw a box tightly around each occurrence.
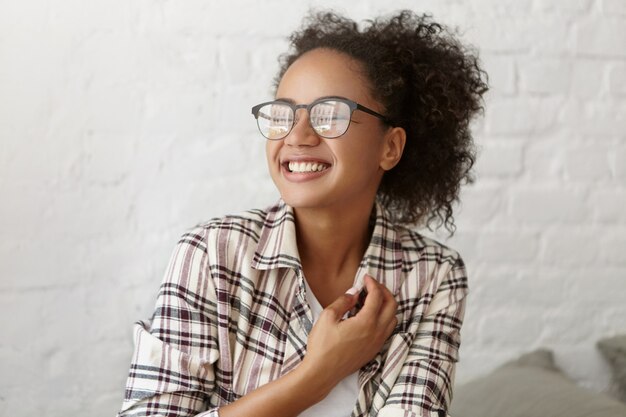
[272,9,489,235]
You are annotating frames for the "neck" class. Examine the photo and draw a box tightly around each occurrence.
[293,200,375,282]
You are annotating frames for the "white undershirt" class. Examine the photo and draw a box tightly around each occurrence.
[299,279,359,417]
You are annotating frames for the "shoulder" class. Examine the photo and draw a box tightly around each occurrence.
[393,225,469,313]
[394,224,465,272]
[194,207,267,237]
[178,203,276,253]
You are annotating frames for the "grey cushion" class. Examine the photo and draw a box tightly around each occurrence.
[598,334,626,402]
[449,348,626,417]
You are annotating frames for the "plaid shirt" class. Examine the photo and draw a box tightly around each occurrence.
[117,198,469,417]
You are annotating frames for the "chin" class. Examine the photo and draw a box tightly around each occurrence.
[270,176,326,209]
[279,193,329,209]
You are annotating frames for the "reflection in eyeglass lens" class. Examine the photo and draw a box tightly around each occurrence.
[258,100,352,139]
[311,102,335,133]
[312,101,350,136]
[264,104,291,138]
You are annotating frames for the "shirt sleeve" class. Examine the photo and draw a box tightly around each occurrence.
[117,226,222,417]
[378,254,469,417]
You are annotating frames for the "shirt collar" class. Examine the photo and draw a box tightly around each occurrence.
[251,198,404,294]
[251,199,302,271]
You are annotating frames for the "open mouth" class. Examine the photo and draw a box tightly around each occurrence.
[284,161,331,173]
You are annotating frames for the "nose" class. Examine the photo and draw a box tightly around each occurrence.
[283,108,321,147]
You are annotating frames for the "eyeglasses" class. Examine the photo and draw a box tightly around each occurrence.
[250,96,391,140]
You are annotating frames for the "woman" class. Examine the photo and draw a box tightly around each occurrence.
[117,9,488,417]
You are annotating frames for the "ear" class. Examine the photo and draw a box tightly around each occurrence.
[379,126,406,171]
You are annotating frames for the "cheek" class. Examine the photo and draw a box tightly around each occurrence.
[265,142,285,180]
[334,138,381,167]
[265,141,279,163]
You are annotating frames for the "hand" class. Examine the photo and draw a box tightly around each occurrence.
[300,275,398,391]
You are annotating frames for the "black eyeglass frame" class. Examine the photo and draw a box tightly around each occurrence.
[250,95,392,140]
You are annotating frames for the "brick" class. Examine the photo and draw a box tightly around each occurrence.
[486,96,560,135]
[540,229,601,267]
[456,185,506,224]
[600,310,626,337]
[466,15,570,55]
[438,230,482,263]
[527,18,572,56]
[93,391,129,416]
[509,188,589,225]
[137,34,220,90]
[590,189,626,223]
[463,16,530,53]
[142,89,218,138]
[213,90,262,132]
[477,231,540,263]
[198,0,302,37]
[0,181,55,240]
[568,268,626,305]
[560,99,626,137]
[539,308,597,344]
[0,292,45,342]
[0,38,60,130]
[474,53,516,95]
[524,141,565,181]
[471,271,550,309]
[571,59,607,98]
[0,134,65,183]
[218,38,254,85]
[130,0,304,38]
[469,0,533,16]
[574,17,626,57]
[0,244,84,290]
[600,231,626,266]
[608,63,626,97]
[611,147,626,180]
[515,268,574,306]
[563,145,612,181]
[476,141,524,177]
[601,0,626,15]
[0,352,42,415]
[478,309,544,346]
[79,132,136,185]
[47,183,139,240]
[182,175,277,221]
[81,81,144,136]
[250,38,289,87]
[535,0,594,13]
[85,282,152,341]
[518,58,572,94]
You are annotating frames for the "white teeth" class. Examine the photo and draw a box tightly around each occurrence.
[288,161,330,173]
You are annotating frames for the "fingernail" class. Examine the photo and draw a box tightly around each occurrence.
[345,286,358,296]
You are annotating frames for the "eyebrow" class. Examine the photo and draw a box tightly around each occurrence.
[273,95,347,104]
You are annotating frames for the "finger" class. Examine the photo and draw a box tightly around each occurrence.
[383,315,398,339]
[323,288,359,321]
[359,275,383,318]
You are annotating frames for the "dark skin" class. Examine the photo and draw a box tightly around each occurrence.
[296,208,370,308]
[219,48,406,417]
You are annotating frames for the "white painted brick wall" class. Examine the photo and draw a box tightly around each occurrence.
[1,0,624,415]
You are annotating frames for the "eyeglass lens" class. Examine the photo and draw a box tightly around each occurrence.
[256,100,351,139]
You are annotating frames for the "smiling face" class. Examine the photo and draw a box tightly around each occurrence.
[265,48,398,212]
